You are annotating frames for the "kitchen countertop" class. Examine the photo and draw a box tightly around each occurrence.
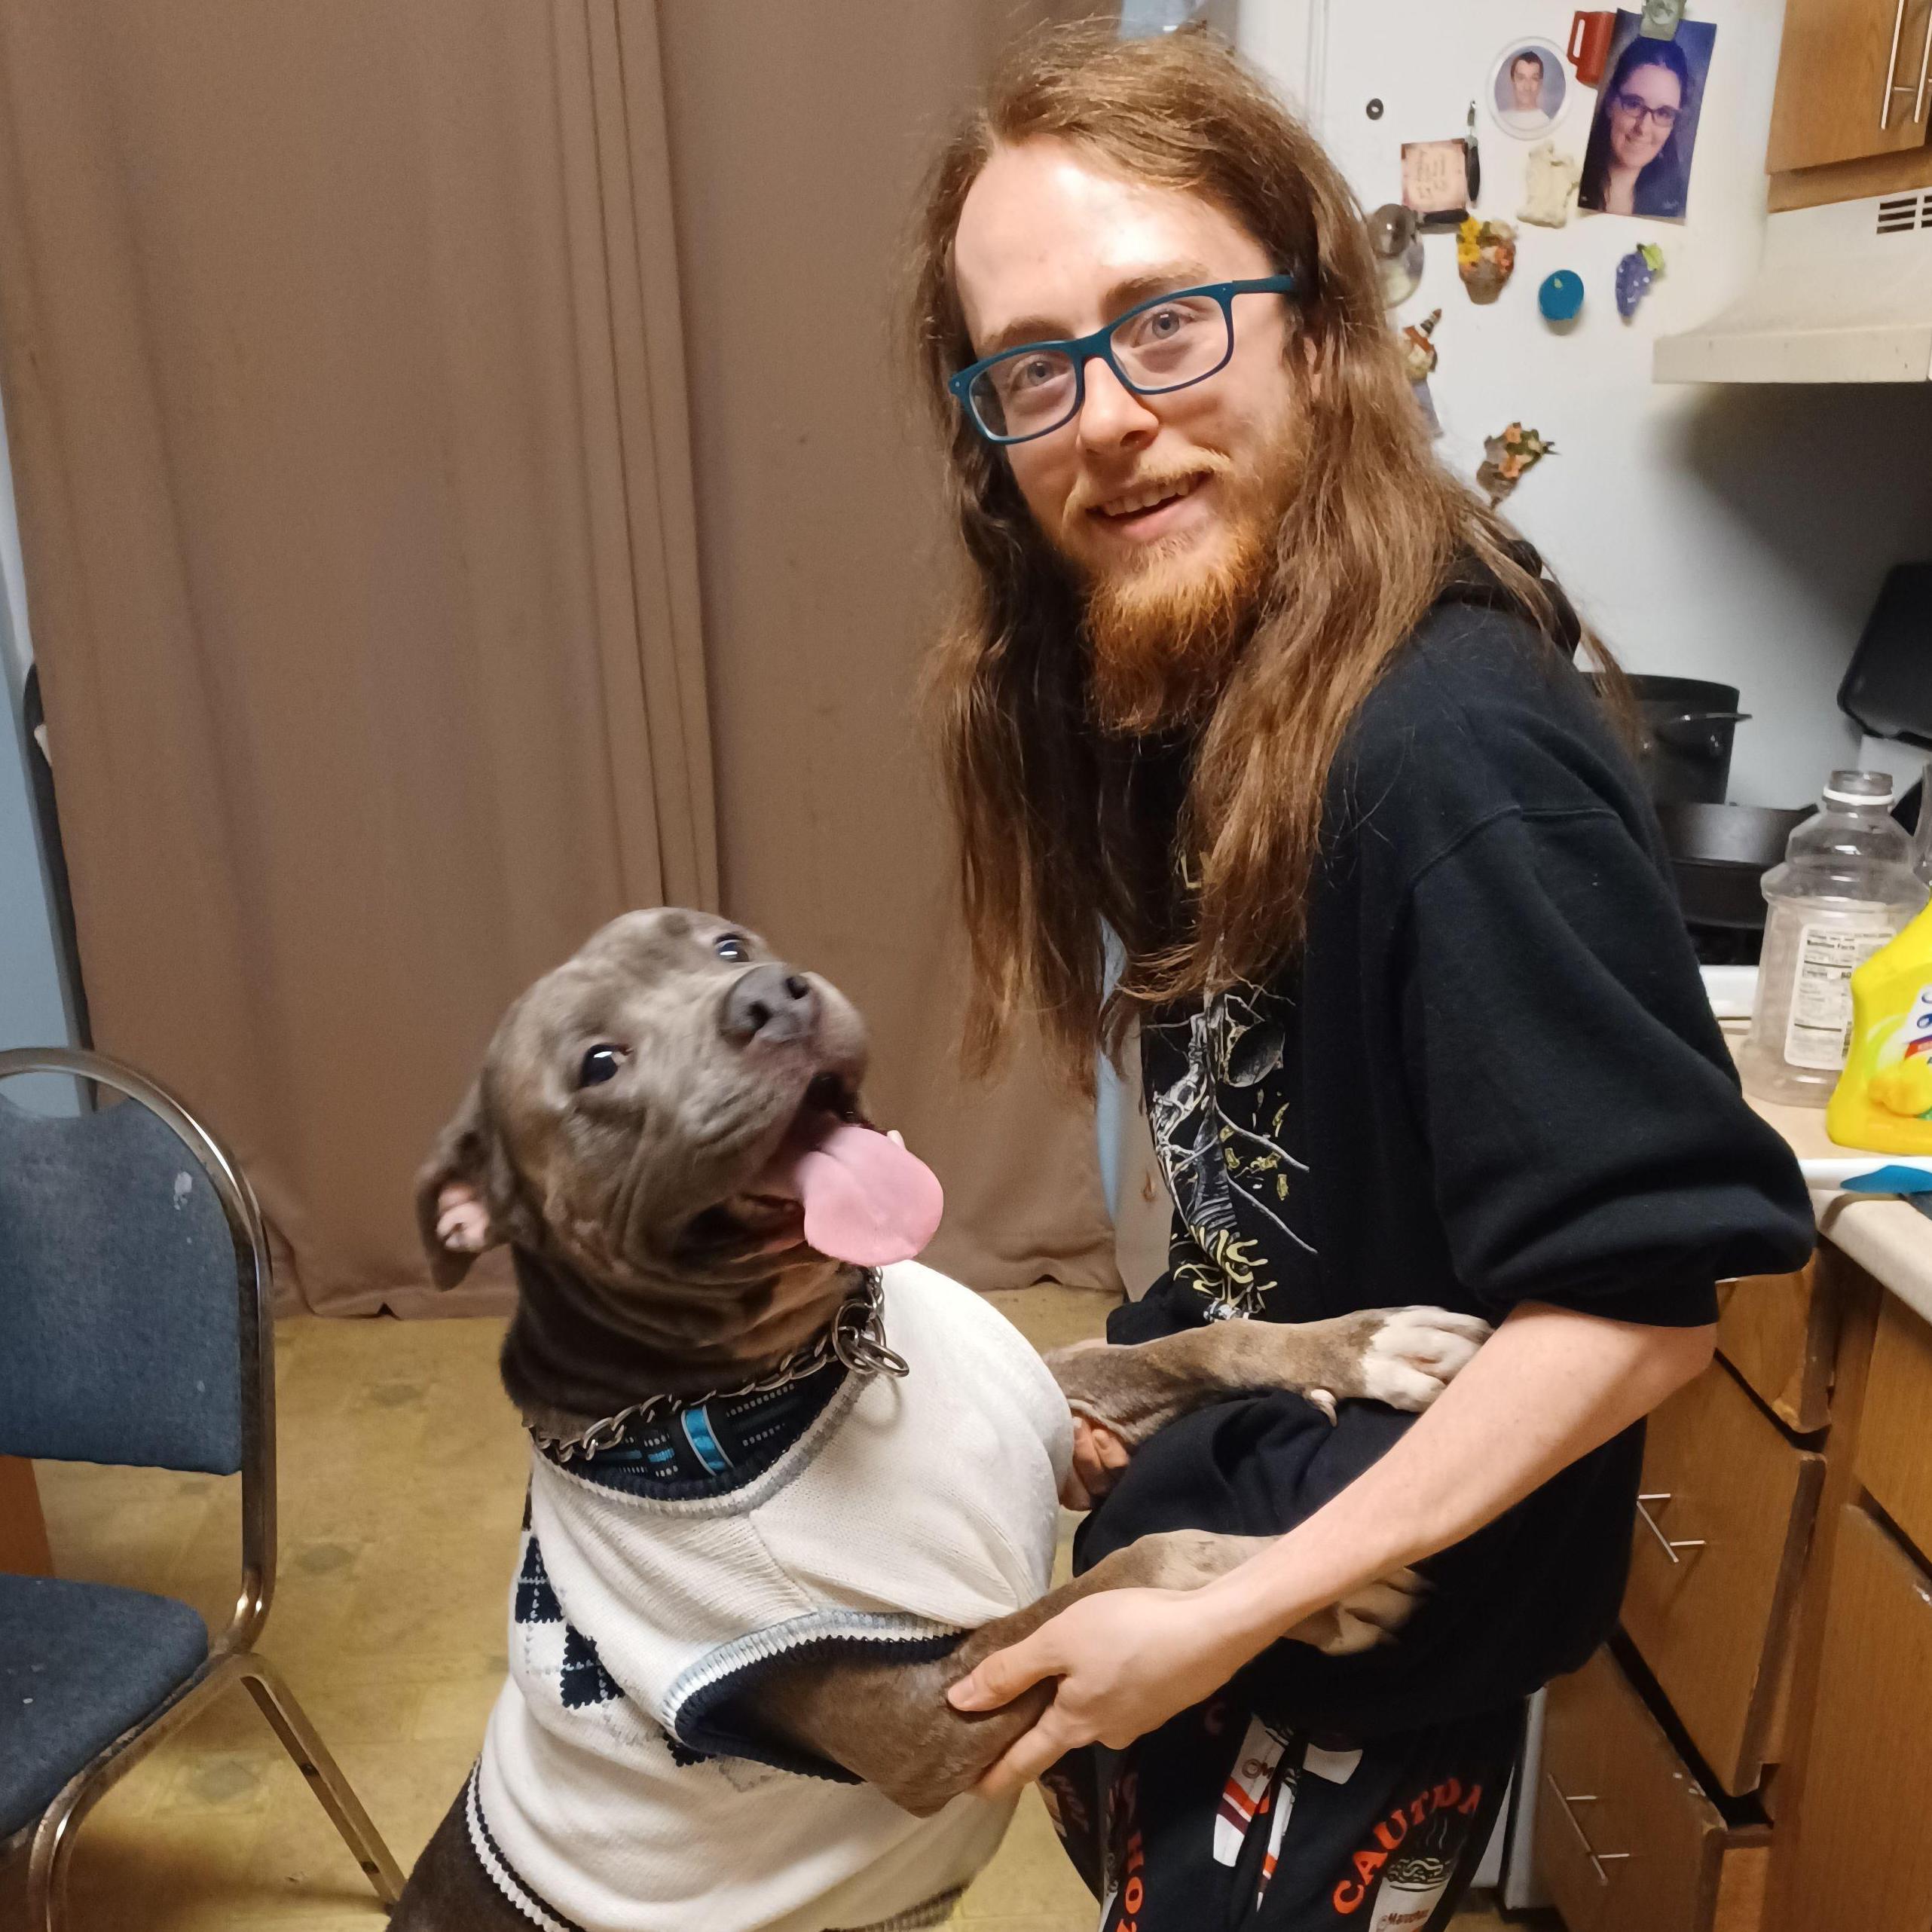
[1725,1021,1932,1329]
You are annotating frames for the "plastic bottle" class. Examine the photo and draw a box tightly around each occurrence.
[1739,771,1928,1108]
[1828,898,1932,1151]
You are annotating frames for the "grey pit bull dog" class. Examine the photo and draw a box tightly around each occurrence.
[388,909,1488,1932]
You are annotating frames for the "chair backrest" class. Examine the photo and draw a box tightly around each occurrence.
[0,1061,251,1475]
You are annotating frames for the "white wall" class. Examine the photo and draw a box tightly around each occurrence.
[0,378,76,1059]
[1237,0,1932,808]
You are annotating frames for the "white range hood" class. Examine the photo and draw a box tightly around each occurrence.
[1655,191,1932,384]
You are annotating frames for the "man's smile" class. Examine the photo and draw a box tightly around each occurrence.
[1082,471,1216,545]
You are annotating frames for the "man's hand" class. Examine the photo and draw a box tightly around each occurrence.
[1061,1414,1130,1510]
[946,1585,1249,1796]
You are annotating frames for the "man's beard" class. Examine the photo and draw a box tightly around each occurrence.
[1075,451,1294,736]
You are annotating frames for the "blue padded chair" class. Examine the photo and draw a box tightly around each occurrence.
[0,1048,403,1927]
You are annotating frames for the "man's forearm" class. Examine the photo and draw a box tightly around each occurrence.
[1197,1301,1716,1663]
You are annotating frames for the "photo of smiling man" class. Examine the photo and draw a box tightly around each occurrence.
[1577,14,1717,221]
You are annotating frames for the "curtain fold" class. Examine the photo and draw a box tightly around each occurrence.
[0,0,717,1313]
[0,0,1119,1315]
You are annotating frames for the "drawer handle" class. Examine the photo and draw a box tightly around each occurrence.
[1542,1775,1631,1887]
[1636,1492,1707,1566]
[1883,0,1909,130]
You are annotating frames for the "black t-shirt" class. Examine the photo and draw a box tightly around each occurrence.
[1081,582,1814,1740]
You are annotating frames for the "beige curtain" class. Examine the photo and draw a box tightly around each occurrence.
[0,1,715,1313]
[0,0,1120,1314]
[660,0,1120,1298]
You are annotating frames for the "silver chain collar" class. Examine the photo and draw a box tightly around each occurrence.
[529,1267,908,1466]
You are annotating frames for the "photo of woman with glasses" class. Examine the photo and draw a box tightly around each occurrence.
[1578,19,1716,221]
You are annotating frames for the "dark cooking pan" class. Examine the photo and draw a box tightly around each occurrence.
[1591,674,1752,805]
[1655,801,1810,929]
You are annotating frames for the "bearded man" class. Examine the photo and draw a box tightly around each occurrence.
[914,26,1810,1929]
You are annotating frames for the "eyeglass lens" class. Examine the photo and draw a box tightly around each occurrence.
[969,292,1231,440]
[1611,90,1678,129]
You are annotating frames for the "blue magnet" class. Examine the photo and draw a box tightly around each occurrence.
[1538,271,1584,323]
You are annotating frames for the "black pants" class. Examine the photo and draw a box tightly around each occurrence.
[1041,1698,1518,1931]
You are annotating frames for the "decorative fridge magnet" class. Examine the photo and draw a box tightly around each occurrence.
[1576,13,1716,223]
[1639,0,1687,37]
[1519,142,1583,227]
[1464,102,1482,203]
[1615,242,1666,317]
[1456,218,1516,305]
[1366,203,1425,307]
[1488,38,1570,139]
[1477,423,1556,505]
[1537,270,1585,324]
[1402,139,1472,229]
[1567,10,1616,87]
[1401,307,1443,433]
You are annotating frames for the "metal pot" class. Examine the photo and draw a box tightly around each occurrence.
[1593,675,1752,806]
[1655,801,1810,931]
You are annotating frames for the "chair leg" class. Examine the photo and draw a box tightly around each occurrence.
[24,1772,84,1932]
[236,1655,406,1906]
[24,1658,239,1932]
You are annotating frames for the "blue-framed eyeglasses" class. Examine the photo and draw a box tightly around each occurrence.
[948,274,1299,447]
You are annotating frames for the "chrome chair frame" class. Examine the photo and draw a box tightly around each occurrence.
[0,1047,404,1925]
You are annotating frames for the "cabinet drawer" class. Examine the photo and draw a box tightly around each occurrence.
[1857,1293,1932,1567]
[1715,1258,1835,1433]
[1766,1506,1932,1932]
[1620,1362,1823,1796]
[1538,1647,1768,1932]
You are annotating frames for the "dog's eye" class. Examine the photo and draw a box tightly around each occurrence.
[577,1044,626,1089]
[714,934,750,962]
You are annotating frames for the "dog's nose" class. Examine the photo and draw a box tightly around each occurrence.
[721,963,819,1047]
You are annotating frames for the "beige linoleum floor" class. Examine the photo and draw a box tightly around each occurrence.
[2,1287,1514,1930]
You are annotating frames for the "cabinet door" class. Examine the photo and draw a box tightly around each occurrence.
[1767,0,1932,172]
[1538,1648,1765,1932]
[1769,1505,1932,1931]
[1716,1258,1836,1433]
[1619,1360,1823,1796]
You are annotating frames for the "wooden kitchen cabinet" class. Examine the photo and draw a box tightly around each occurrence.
[1763,1504,1932,1932]
[1715,1261,1836,1434]
[1855,1290,1932,1564]
[1767,0,1932,173]
[1539,1648,1768,1932]
[1619,1360,1823,1796]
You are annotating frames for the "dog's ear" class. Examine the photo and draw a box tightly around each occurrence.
[414,1080,524,1288]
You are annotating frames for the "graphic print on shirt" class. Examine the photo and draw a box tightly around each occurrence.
[1145,987,1314,1321]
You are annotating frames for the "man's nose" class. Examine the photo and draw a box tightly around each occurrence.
[721,963,819,1046]
[1075,354,1160,452]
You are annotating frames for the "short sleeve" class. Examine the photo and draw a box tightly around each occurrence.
[1395,805,1814,1323]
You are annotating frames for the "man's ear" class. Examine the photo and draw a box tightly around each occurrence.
[414,1080,523,1288]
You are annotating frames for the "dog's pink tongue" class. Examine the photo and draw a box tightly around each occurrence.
[767,1122,943,1266]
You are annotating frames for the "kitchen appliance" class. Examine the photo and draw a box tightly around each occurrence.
[1838,562,1932,748]
[1655,801,1812,931]
[1595,674,1751,806]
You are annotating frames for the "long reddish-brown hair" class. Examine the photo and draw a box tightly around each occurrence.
[911,23,1604,1087]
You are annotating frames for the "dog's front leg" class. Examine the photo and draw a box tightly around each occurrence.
[1045,1305,1490,1454]
[749,1530,1422,1817]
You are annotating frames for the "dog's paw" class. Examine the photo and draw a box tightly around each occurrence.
[1356,1307,1490,1411]
[1297,1567,1427,1656]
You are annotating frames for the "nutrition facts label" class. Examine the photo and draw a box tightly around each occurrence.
[1786,925,1893,1071]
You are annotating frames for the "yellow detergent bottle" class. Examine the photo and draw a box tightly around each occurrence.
[1829,898,1932,1152]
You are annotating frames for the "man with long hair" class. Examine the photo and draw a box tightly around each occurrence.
[916,26,1808,1927]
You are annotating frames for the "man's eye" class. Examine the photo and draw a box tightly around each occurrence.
[578,1044,627,1088]
[998,354,1068,399]
[714,934,750,962]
